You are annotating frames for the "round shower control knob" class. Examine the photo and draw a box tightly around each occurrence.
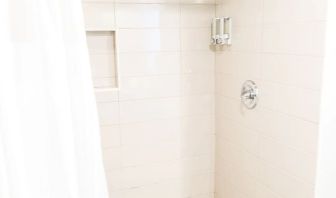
[241,80,258,109]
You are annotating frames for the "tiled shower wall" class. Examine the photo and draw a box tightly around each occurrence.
[83,1,216,198]
[215,0,326,198]
[83,0,328,197]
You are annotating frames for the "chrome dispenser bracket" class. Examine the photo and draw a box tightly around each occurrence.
[211,17,232,46]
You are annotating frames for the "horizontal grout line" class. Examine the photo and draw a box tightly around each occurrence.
[216,50,325,58]
[117,26,211,29]
[215,94,320,125]
[262,19,327,25]
[105,174,215,193]
[216,49,325,58]
[215,157,315,194]
[118,49,214,54]
[216,116,318,156]
[96,92,215,102]
[98,115,215,127]
[119,93,215,101]
[214,74,322,92]
[83,1,216,5]
[119,50,215,53]
[118,72,215,78]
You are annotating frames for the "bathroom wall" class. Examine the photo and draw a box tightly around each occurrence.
[315,1,336,197]
[215,0,326,198]
[82,1,216,198]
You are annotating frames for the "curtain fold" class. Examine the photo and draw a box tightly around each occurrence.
[0,0,109,198]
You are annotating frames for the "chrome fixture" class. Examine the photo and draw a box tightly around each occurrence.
[241,80,258,109]
[211,17,232,45]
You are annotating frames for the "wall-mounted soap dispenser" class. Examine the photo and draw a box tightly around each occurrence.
[211,17,232,46]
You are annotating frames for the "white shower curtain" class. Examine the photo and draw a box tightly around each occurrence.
[0,0,109,198]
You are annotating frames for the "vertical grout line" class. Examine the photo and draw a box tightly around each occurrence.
[178,0,183,163]
[114,0,122,149]
[213,2,218,198]
[114,0,120,90]
[259,0,265,55]
[255,0,265,168]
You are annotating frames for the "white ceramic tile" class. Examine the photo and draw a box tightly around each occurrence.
[216,51,261,79]
[121,163,180,188]
[181,173,214,197]
[182,115,215,135]
[101,125,121,148]
[116,4,179,28]
[82,2,115,30]
[227,25,262,53]
[215,175,249,198]
[215,73,241,99]
[121,180,181,198]
[120,119,181,145]
[83,0,114,2]
[288,118,319,154]
[181,5,215,28]
[181,95,214,116]
[181,0,216,4]
[86,31,115,52]
[181,155,215,175]
[217,118,259,155]
[181,28,211,51]
[93,77,117,88]
[89,53,116,78]
[256,183,282,198]
[119,98,180,123]
[181,133,215,158]
[115,0,179,3]
[182,73,214,95]
[215,51,237,75]
[282,146,317,183]
[119,75,180,100]
[261,54,323,90]
[118,29,180,52]
[121,142,180,166]
[217,142,259,180]
[95,90,119,102]
[217,162,258,197]
[217,0,263,26]
[105,170,123,191]
[103,147,122,171]
[258,81,321,122]
[193,193,215,198]
[263,0,327,23]
[97,101,120,125]
[181,51,215,74]
[257,162,315,198]
[257,108,319,154]
[262,22,326,56]
[107,191,123,198]
[118,52,180,77]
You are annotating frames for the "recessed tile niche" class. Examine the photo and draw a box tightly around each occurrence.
[86,31,118,89]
